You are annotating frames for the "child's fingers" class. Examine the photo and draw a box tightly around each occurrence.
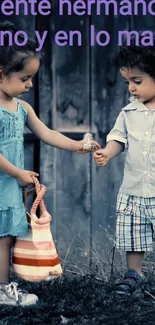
[95,157,107,166]
[34,172,39,177]
[96,160,107,166]
[30,172,39,180]
[93,151,103,158]
[90,141,101,150]
[32,172,39,176]
[95,149,103,155]
[94,154,107,161]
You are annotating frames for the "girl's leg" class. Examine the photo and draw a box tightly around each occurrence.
[0,236,14,282]
[0,236,38,306]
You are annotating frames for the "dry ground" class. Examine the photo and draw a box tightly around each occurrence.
[0,270,155,325]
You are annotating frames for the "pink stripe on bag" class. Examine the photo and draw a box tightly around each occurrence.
[13,253,58,260]
[14,241,54,249]
[15,270,62,282]
[12,176,62,282]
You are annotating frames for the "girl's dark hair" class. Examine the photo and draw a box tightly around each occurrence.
[113,31,155,78]
[0,21,41,75]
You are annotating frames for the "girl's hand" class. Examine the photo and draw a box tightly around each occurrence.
[15,169,39,186]
[93,149,109,166]
[77,139,100,154]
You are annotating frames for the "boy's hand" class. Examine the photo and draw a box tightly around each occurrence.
[15,170,39,186]
[93,149,109,166]
[77,139,100,154]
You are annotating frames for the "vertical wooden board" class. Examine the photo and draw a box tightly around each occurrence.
[56,150,91,273]
[52,11,91,126]
[36,15,57,234]
[90,12,130,132]
[90,14,130,132]
[52,1,91,271]
[130,6,155,31]
[0,6,35,33]
[91,12,129,276]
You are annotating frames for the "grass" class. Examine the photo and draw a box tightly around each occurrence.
[1,269,155,325]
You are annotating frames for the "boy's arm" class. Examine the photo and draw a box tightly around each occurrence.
[104,140,124,159]
[94,111,127,166]
[94,140,124,166]
[106,111,127,149]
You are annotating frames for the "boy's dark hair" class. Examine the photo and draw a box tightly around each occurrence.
[113,31,155,78]
[0,21,42,75]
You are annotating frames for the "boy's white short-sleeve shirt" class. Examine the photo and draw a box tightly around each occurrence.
[107,99,155,197]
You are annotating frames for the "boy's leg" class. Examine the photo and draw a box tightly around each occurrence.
[115,251,144,294]
[0,236,13,282]
[126,251,144,275]
[115,194,149,294]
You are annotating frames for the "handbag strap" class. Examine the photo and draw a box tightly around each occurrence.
[23,177,47,215]
[31,176,47,214]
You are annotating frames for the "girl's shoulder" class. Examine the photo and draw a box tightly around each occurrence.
[16,99,30,123]
[17,99,33,115]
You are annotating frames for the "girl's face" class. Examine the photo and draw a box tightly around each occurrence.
[0,57,40,98]
[120,67,155,105]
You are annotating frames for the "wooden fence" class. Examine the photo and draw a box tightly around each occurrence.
[0,1,154,277]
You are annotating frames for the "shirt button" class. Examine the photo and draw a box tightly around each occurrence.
[143,151,147,155]
[144,171,148,175]
[145,131,150,136]
[145,112,149,116]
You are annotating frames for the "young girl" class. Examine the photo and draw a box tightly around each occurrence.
[0,21,100,306]
[94,32,155,295]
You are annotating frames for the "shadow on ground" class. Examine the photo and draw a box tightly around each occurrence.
[0,272,155,325]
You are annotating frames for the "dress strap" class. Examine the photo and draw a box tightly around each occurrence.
[14,98,28,120]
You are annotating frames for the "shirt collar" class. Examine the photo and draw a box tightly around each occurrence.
[123,99,148,112]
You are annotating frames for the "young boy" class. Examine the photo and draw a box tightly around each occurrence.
[94,32,155,295]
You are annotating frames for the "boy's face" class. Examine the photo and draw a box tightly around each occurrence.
[0,57,40,98]
[120,67,155,105]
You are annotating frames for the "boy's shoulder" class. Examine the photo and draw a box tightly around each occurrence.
[122,99,138,112]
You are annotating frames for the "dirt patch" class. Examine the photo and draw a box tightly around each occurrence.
[0,272,155,325]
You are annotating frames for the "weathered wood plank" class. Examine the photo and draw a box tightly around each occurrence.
[35,15,57,235]
[51,1,92,271]
[91,13,129,276]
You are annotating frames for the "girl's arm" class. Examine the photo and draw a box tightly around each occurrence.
[21,100,100,152]
[0,154,38,185]
[0,153,20,177]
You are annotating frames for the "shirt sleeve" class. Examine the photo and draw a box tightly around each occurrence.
[106,111,127,145]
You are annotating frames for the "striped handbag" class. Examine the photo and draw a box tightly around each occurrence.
[12,176,62,282]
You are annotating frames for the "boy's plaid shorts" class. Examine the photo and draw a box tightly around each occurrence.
[115,192,155,251]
